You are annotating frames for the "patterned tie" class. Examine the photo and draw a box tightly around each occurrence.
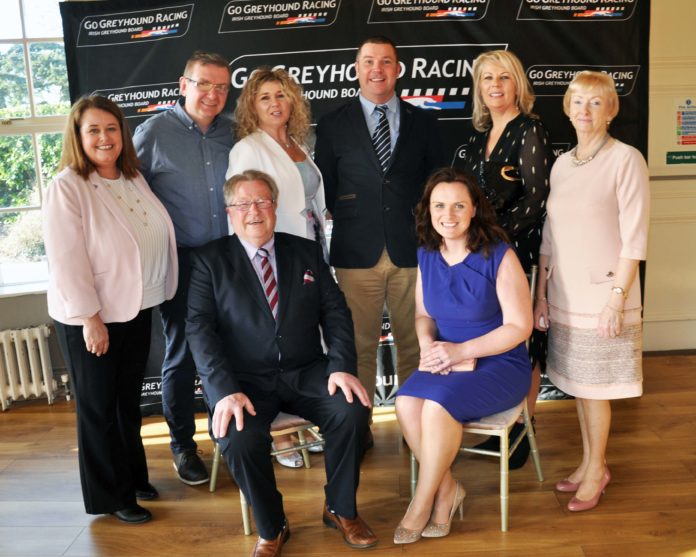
[257,248,278,320]
[372,104,391,172]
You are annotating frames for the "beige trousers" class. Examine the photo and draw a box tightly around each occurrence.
[335,249,419,404]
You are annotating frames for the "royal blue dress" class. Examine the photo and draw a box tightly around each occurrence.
[396,243,531,423]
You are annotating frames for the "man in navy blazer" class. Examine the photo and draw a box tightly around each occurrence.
[186,170,377,556]
[315,36,444,422]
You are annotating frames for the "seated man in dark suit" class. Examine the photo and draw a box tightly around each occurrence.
[186,169,377,556]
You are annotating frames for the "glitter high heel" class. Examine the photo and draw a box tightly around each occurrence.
[393,501,427,544]
[421,482,466,538]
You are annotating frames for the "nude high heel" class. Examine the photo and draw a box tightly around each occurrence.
[421,482,466,538]
[393,500,427,544]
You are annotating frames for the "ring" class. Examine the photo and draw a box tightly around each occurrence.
[436,357,442,364]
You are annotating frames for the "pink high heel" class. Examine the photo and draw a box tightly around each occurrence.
[555,478,580,493]
[567,468,611,512]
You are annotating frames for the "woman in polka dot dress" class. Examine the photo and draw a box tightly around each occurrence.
[462,49,553,469]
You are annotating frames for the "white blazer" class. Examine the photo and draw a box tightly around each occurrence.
[226,130,327,253]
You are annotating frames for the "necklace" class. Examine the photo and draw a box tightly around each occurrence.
[570,134,611,166]
[272,135,292,149]
[104,178,149,226]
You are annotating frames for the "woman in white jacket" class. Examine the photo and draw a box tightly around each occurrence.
[227,67,327,259]
[227,67,328,467]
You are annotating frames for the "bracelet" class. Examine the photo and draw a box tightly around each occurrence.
[535,296,547,302]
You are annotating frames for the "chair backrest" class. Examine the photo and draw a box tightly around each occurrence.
[526,265,538,350]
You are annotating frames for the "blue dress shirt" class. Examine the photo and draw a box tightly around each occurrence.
[358,93,400,152]
[133,99,234,248]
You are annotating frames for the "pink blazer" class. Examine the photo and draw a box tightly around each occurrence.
[43,168,178,325]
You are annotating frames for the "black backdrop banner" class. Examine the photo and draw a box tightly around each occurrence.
[59,0,650,410]
[60,0,650,161]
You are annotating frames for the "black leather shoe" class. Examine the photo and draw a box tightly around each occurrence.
[135,483,159,500]
[473,419,535,470]
[472,436,500,452]
[173,449,209,485]
[508,422,530,470]
[112,504,152,524]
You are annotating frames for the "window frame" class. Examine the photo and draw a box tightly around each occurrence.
[0,0,68,291]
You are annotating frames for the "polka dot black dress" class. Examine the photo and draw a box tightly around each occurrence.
[463,113,553,367]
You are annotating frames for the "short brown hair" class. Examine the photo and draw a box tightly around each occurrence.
[471,50,536,132]
[59,95,140,180]
[416,167,508,256]
[234,67,312,144]
[224,169,279,206]
[356,35,398,61]
[563,70,619,121]
[183,51,230,78]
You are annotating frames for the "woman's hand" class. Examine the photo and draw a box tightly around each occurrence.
[597,304,624,338]
[419,341,475,375]
[82,313,109,356]
[533,298,549,331]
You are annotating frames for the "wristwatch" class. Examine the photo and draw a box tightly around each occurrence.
[611,286,628,298]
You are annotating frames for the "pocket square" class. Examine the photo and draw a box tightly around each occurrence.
[303,270,315,284]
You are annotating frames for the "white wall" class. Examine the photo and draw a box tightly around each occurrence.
[643,0,696,350]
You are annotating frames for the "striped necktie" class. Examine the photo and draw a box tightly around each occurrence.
[257,248,278,320]
[372,104,391,173]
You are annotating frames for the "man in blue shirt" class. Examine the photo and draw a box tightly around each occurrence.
[134,51,234,486]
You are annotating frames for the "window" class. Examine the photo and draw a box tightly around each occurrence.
[0,0,68,292]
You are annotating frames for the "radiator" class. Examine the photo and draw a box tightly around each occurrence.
[0,325,56,411]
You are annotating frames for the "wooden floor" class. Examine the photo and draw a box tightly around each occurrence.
[1,354,696,556]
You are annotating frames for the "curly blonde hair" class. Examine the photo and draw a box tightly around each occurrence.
[471,50,536,132]
[234,67,312,144]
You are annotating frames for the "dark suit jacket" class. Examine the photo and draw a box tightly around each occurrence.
[185,233,357,409]
[315,97,445,269]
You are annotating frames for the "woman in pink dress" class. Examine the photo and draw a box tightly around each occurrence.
[533,72,649,512]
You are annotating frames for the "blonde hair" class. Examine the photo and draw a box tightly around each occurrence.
[471,50,536,132]
[563,71,619,121]
[234,67,312,144]
[59,95,140,180]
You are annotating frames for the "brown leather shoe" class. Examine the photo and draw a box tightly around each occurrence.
[322,504,378,549]
[250,520,290,557]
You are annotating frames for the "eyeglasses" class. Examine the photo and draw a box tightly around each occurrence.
[226,199,275,212]
[183,76,230,93]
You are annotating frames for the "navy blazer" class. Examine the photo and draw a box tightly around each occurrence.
[185,233,357,408]
[315,98,445,269]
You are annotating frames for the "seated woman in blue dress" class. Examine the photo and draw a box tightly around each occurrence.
[394,167,533,544]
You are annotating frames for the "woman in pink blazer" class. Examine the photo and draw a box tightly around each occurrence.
[43,96,178,524]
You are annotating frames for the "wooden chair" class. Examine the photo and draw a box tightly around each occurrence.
[409,265,544,532]
[209,412,323,535]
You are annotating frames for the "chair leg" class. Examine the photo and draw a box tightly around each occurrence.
[523,403,544,482]
[296,430,311,469]
[239,489,252,536]
[499,430,510,532]
[210,442,221,493]
[410,451,418,499]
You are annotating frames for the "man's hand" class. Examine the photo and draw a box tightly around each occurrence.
[212,392,256,438]
[327,372,372,408]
